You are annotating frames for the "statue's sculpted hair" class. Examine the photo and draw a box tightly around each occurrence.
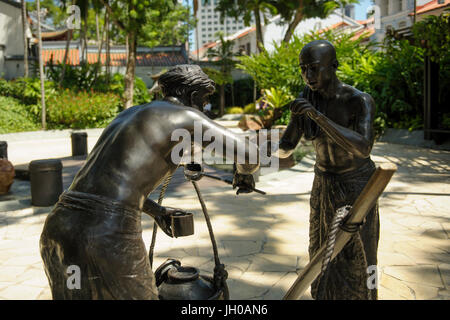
[158,64,215,99]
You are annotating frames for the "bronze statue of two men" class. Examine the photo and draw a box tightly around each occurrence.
[40,40,379,300]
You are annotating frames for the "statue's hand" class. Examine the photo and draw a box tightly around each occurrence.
[155,207,187,237]
[290,98,316,117]
[232,173,255,195]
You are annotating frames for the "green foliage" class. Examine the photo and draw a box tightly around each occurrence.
[225,106,244,114]
[243,103,257,114]
[107,73,151,106]
[274,108,291,126]
[46,60,102,92]
[412,10,450,63]
[0,77,58,106]
[46,89,120,129]
[263,87,294,109]
[202,67,232,86]
[0,96,40,134]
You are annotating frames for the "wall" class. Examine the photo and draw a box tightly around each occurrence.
[0,1,25,79]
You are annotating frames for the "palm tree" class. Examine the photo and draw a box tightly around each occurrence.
[207,33,239,116]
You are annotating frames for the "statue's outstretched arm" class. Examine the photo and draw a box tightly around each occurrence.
[188,110,260,175]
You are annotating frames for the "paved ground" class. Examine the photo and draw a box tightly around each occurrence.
[0,127,449,300]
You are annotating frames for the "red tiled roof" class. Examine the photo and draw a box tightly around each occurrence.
[42,48,187,67]
[317,21,351,34]
[410,0,450,15]
[43,48,79,65]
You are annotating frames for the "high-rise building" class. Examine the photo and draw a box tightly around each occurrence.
[195,0,252,46]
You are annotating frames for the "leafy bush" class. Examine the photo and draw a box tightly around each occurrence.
[46,89,120,129]
[107,73,151,107]
[46,60,102,91]
[0,77,58,105]
[243,102,256,114]
[0,96,40,133]
[263,87,294,109]
[225,106,244,114]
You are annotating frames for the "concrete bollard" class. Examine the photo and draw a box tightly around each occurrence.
[0,141,7,159]
[29,159,63,207]
[71,132,88,157]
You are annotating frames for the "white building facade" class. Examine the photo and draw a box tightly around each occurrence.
[195,0,251,46]
[0,0,26,79]
[372,0,431,42]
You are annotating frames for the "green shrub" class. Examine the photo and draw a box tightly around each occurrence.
[107,73,151,107]
[225,106,244,114]
[243,103,256,114]
[0,96,40,133]
[0,77,58,105]
[46,89,120,129]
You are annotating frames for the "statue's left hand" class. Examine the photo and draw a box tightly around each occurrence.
[290,98,316,117]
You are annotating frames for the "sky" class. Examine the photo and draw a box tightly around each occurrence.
[354,0,374,20]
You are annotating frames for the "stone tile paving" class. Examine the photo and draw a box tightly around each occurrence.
[0,137,448,300]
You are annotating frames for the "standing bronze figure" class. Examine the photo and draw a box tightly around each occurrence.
[40,65,259,300]
[278,40,379,300]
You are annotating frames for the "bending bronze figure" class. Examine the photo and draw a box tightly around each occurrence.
[40,65,259,300]
[278,40,379,300]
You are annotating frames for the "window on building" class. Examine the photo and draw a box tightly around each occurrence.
[397,0,403,13]
[202,28,206,31]
[382,0,388,16]
[214,27,218,31]
[202,22,206,25]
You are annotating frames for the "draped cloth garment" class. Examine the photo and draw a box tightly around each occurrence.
[309,160,379,300]
[40,190,159,300]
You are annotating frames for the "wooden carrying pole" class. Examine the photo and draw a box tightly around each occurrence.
[284,163,397,300]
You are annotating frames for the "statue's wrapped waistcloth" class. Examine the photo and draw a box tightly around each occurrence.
[40,190,159,300]
[309,159,379,300]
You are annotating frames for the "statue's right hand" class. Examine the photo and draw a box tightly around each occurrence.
[155,207,188,237]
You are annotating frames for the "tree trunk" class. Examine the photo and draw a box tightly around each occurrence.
[220,84,225,116]
[96,13,100,52]
[60,0,75,86]
[231,82,235,106]
[253,7,264,52]
[36,1,46,130]
[282,4,304,43]
[21,0,28,77]
[105,9,110,83]
[124,32,136,109]
[59,29,72,86]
